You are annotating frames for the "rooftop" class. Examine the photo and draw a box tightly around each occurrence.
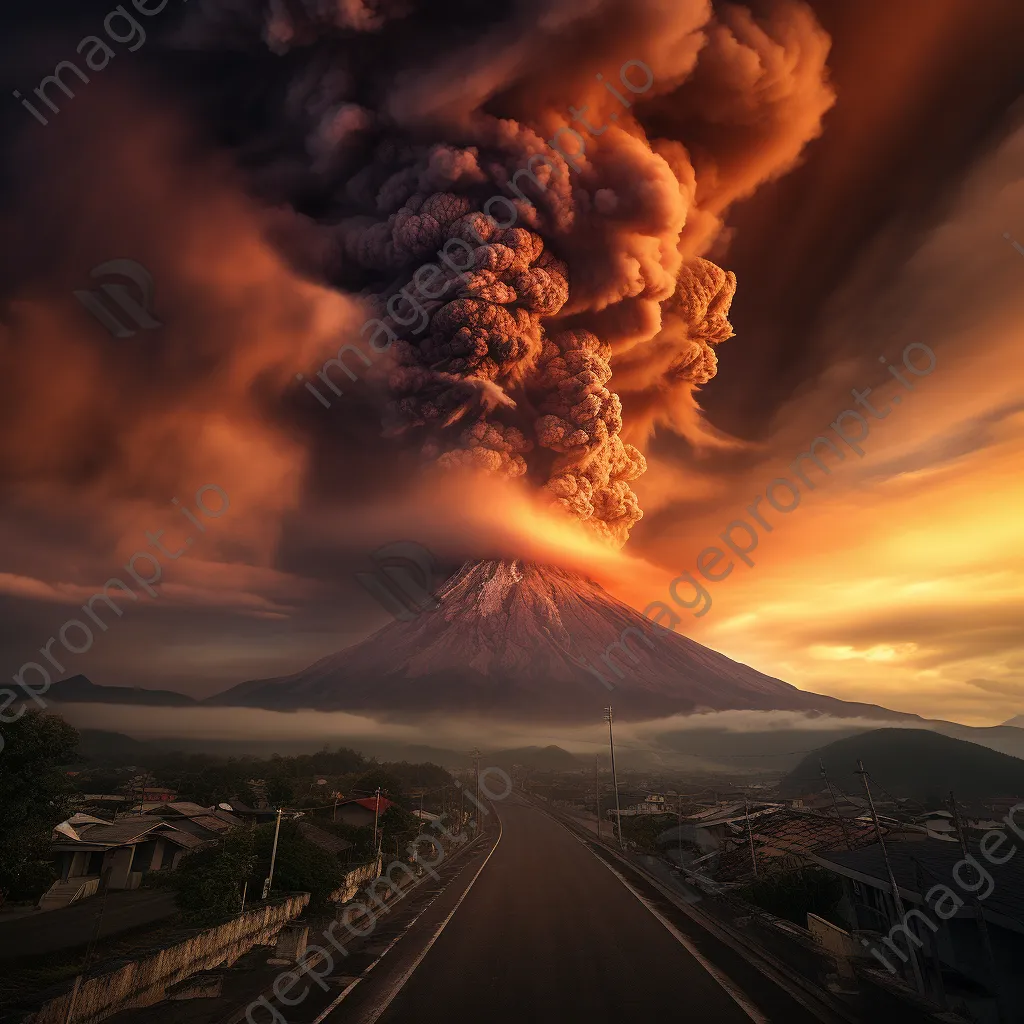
[817,835,1024,933]
[297,821,354,856]
[153,801,214,818]
[339,796,394,813]
[59,820,165,846]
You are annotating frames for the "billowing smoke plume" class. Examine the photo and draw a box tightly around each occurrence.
[178,0,834,546]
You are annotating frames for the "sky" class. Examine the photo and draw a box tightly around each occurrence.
[0,0,1021,726]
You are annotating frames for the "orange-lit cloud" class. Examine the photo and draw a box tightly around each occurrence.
[0,96,369,612]
[613,116,1024,725]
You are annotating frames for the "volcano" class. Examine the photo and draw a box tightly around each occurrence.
[208,561,904,723]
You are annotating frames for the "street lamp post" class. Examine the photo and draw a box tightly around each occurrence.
[604,706,624,849]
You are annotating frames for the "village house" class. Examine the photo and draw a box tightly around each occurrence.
[815,836,1024,1021]
[43,813,207,910]
[332,795,393,828]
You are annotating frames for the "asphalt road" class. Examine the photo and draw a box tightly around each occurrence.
[344,795,827,1024]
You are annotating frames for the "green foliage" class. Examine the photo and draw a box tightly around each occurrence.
[264,775,296,806]
[168,817,354,922]
[169,829,256,926]
[738,867,845,928]
[253,821,344,910]
[0,711,78,902]
[381,761,451,793]
[313,819,375,858]
[353,767,403,800]
[620,813,695,854]
[377,805,420,856]
[69,745,371,809]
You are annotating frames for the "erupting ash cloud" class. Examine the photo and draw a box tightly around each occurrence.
[177,0,836,547]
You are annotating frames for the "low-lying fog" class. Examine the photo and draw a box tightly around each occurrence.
[54,703,918,771]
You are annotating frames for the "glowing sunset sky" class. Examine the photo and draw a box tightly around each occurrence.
[629,121,1024,723]
[0,0,1020,727]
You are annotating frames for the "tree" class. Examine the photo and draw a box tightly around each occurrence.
[265,777,294,806]
[378,805,419,856]
[0,711,79,903]
[169,829,256,926]
[252,821,344,910]
[353,767,403,801]
[383,761,451,792]
[739,867,845,928]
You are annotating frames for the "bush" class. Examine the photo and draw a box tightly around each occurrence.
[169,830,256,926]
[252,821,344,911]
[2,860,58,904]
[168,820,353,923]
[738,867,844,928]
[620,813,685,853]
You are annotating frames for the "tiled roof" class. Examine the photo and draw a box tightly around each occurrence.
[342,796,394,813]
[817,835,1024,930]
[73,820,164,845]
[703,808,887,883]
[298,821,354,856]
[186,815,233,834]
[67,812,110,827]
[162,801,214,817]
[686,803,781,829]
[158,828,210,850]
[211,809,245,827]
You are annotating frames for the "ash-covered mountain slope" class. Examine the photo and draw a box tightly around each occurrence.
[208,561,910,723]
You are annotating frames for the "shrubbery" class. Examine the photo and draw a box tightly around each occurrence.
[252,821,344,911]
[0,711,78,904]
[738,867,844,928]
[169,830,257,926]
[167,819,350,925]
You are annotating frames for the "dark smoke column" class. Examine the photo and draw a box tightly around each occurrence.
[182,0,834,547]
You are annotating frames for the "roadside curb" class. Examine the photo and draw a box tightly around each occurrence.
[221,828,492,1024]
[532,794,859,1024]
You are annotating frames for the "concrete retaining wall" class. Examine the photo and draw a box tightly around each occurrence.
[328,859,383,905]
[22,894,309,1024]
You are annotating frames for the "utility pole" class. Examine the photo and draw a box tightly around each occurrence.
[604,706,623,849]
[469,748,482,834]
[372,787,383,862]
[262,807,282,900]
[744,796,758,878]
[949,792,1006,1023]
[677,795,683,866]
[857,761,925,996]
[594,754,602,840]
[821,759,853,849]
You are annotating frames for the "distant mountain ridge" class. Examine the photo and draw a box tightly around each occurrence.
[781,728,1024,803]
[47,674,198,706]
